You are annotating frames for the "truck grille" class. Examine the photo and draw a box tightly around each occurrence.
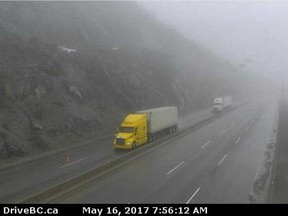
[116,138,125,145]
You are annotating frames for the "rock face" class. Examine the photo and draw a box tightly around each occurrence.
[0,2,249,158]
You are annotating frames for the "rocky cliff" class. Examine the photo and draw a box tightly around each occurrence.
[0,1,248,158]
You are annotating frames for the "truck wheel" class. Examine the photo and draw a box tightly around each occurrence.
[132,141,136,149]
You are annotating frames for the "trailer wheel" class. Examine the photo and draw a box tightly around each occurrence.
[132,141,136,149]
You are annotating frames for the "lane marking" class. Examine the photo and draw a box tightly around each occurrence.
[235,137,241,144]
[231,121,237,126]
[167,161,184,175]
[201,141,210,149]
[245,127,249,132]
[59,157,87,169]
[217,154,227,166]
[186,187,200,204]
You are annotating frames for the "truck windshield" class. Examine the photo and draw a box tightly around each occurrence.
[119,127,134,133]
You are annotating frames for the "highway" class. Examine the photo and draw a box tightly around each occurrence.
[51,101,277,203]
[0,106,213,203]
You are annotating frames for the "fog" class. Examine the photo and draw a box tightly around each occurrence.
[0,1,287,204]
[139,0,288,84]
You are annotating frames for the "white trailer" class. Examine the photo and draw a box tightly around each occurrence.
[138,107,178,139]
[223,96,232,108]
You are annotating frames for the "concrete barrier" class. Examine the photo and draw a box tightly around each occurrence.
[20,104,243,203]
[20,114,219,203]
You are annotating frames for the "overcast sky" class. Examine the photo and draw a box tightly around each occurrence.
[138,0,288,82]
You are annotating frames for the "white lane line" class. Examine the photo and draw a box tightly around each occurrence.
[201,141,210,149]
[217,154,228,166]
[235,137,241,144]
[231,121,237,126]
[167,161,184,175]
[220,128,227,134]
[245,127,249,132]
[186,187,201,204]
[59,157,87,169]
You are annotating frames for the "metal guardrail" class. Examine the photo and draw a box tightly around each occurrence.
[249,103,279,203]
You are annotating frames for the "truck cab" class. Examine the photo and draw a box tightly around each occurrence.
[113,114,148,149]
[213,98,224,112]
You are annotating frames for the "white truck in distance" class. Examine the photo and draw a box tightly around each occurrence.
[213,96,232,113]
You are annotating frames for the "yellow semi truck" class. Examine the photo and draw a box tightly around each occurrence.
[113,107,178,149]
